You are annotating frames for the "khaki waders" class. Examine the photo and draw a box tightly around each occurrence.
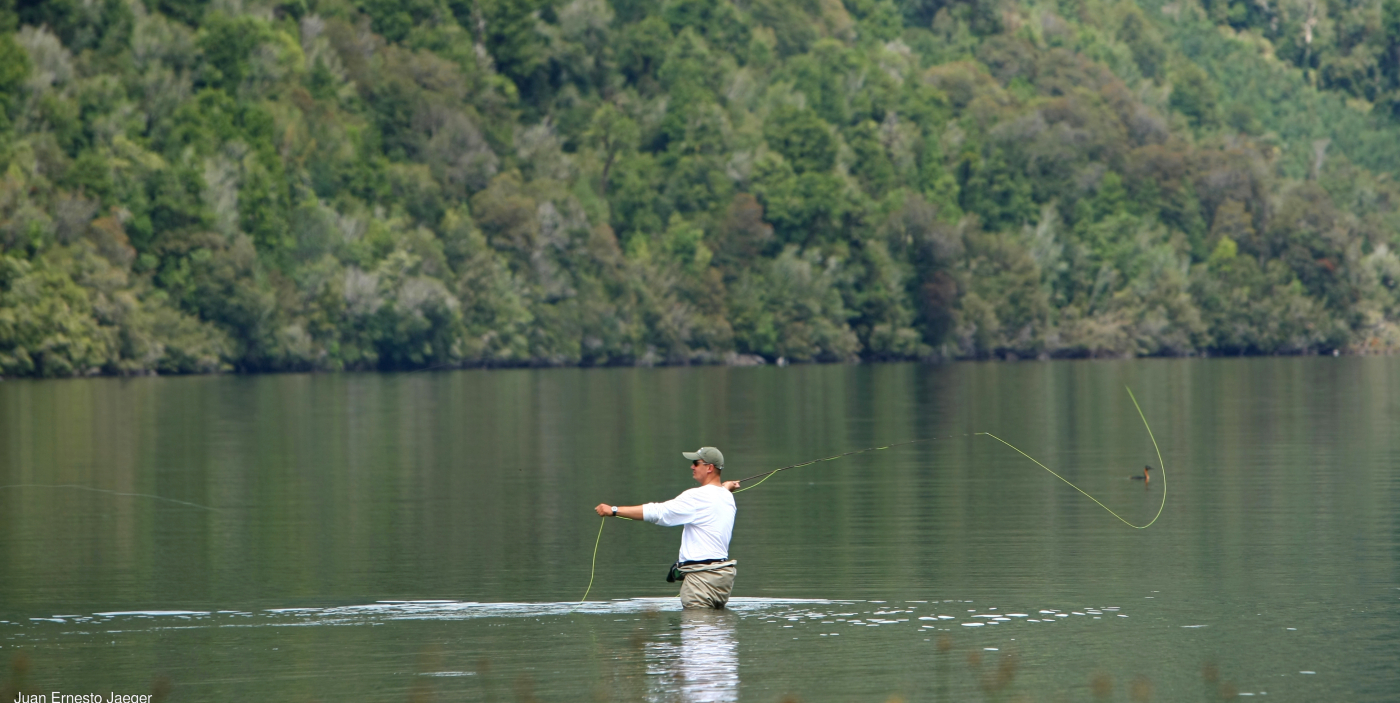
[677,560,737,609]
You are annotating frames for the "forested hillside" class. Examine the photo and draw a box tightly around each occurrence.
[2,0,1399,376]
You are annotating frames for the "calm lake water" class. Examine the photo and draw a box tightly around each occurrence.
[0,358,1396,701]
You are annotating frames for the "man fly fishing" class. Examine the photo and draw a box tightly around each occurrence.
[594,446,741,609]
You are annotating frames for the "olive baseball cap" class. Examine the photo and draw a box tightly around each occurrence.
[682,446,724,469]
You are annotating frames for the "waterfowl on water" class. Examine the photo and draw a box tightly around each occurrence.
[1130,465,1153,483]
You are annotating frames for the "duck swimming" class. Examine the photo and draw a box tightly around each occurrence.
[1130,465,1153,483]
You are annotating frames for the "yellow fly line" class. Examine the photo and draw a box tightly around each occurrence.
[579,516,607,603]
[581,386,1165,601]
[976,387,1166,529]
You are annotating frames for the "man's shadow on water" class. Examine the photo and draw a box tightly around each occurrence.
[643,609,739,703]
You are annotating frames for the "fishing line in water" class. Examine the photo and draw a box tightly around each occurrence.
[580,386,1164,601]
[0,484,220,512]
[977,387,1166,530]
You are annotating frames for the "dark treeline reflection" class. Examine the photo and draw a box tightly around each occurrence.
[0,358,1395,607]
[0,358,1396,701]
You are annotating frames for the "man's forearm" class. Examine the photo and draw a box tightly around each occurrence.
[595,502,646,519]
[614,505,645,520]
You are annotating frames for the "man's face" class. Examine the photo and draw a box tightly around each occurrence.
[691,459,712,483]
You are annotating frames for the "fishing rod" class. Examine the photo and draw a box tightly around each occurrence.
[580,386,1166,601]
[731,437,944,493]
[0,484,220,511]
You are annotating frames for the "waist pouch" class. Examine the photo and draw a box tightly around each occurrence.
[666,558,736,582]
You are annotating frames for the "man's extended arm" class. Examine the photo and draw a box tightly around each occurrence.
[594,504,645,520]
[595,481,740,520]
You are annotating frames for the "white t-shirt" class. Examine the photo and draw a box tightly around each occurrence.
[643,484,736,563]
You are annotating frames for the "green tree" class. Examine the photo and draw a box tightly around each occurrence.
[1170,63,1219,129]
[0,32,32,126]
[584,103,640,197]
[196,14,276,94]
[763,106,836,174]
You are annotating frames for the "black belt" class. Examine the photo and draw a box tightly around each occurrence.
[668,558,730,582]
[679,558,728,567]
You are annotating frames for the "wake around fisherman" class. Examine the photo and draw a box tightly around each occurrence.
[595,446,741,609]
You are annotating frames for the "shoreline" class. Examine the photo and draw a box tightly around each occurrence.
[2,346,1392,382]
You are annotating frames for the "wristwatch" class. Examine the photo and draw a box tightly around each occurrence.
[611,506,618,516]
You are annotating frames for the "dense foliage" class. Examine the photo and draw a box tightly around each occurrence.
[2,0,1399,376]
